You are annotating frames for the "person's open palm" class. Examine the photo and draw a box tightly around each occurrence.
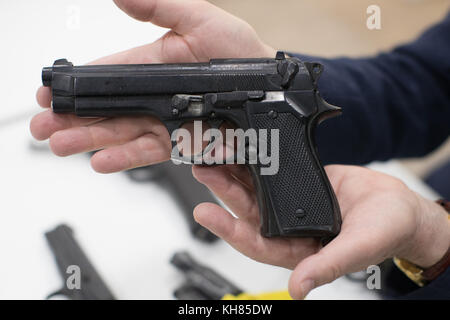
[31,0,275,172]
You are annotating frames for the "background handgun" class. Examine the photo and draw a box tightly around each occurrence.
[126,161,218,243]
[45,224,115,300]
[42,52,342,239]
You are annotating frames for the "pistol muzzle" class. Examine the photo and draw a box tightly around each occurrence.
[42,67,52,86]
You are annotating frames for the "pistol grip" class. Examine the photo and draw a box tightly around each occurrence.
[246,96,341,239]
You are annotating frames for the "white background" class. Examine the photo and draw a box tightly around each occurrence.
[0,0,439,299]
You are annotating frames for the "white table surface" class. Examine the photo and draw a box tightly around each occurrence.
[0,0,440,300]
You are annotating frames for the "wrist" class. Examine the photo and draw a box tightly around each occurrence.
[399,195,450,268]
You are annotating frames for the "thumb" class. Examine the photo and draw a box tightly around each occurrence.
[288,232,378,299]
[113,0,215,34]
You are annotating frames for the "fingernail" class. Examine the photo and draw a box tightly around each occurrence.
[299,280,315,299]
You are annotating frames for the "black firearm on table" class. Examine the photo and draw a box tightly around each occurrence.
[42,52,342,240]
[45,224,115,300]
[126,161,219,243]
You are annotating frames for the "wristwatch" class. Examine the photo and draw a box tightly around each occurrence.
[393,199,450,287]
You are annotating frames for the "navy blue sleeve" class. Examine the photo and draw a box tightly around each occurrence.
[291,12,450,165]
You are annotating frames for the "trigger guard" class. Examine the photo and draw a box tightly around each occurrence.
[170,139,217,166]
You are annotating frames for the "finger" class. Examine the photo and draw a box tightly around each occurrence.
[192,165,258,223]
[36,87,52,108]
[288,230,381,300]
[30,110,103,141]
[91,131,171,173]
[224,164,254,190]
[193,202,264,261]
[48,116,166,156]
[113,0,216,34]
[89,41,166,65]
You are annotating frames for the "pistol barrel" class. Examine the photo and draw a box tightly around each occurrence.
[42,55,315,115]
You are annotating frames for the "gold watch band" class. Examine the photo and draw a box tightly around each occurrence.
[393,256,427,287]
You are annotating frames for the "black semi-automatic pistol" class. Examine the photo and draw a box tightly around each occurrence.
[45,224,115,300]
[42,52,342,239]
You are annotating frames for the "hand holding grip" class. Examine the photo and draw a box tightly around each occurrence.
[42,54,341,240]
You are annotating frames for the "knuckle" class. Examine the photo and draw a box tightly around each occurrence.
[329,263,343,282]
